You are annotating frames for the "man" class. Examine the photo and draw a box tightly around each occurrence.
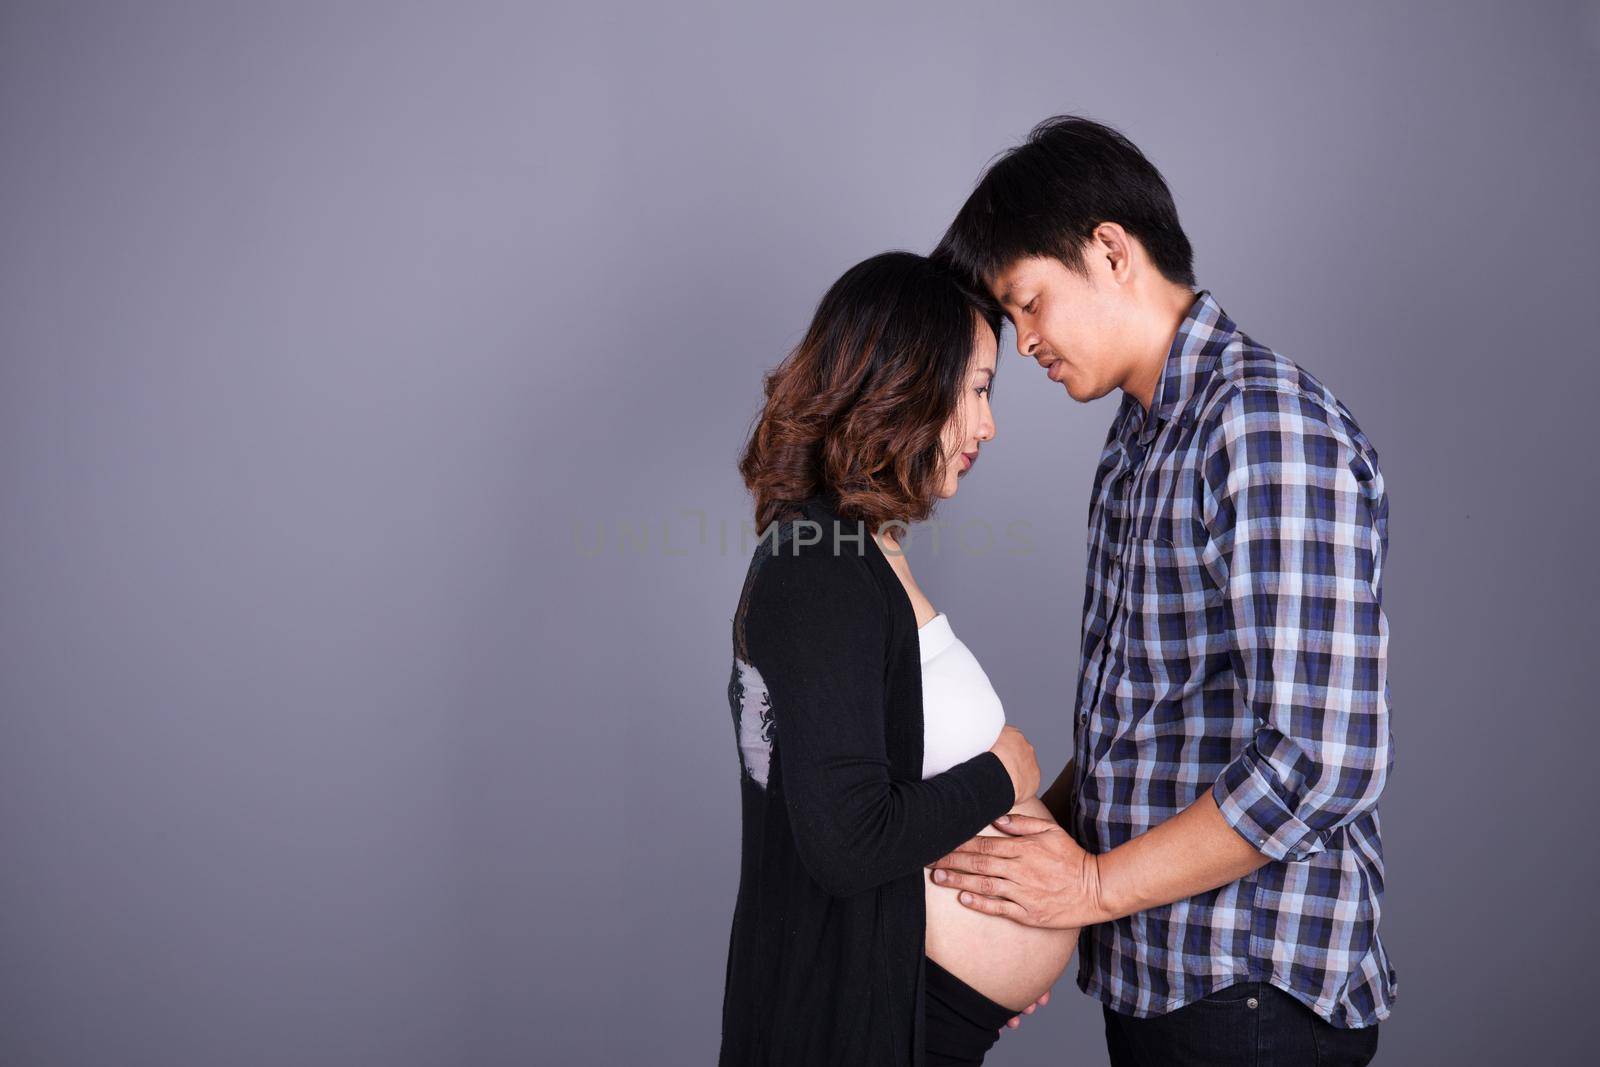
[928,116,1396,1066]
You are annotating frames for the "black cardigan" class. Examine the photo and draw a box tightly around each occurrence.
[719,493,1016,1065]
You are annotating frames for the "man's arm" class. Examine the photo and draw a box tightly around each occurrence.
[1028,762,1261,922]
[1092,789,1267,920]
[927,789,1266,928]
[929,386,1391,927]
[1199,385,1392,866]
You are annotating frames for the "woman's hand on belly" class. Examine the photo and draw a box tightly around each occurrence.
[922,796,1080,1012]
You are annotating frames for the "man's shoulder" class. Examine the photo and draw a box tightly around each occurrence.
[1212,332,1336,408]
[1198,333,1378,459]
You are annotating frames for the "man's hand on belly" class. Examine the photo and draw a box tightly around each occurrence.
[930,790,1273,927]
[928,812,1107,929]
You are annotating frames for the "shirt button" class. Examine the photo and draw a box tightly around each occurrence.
[1079,713,1088,724]
[1246,997,1259,1010]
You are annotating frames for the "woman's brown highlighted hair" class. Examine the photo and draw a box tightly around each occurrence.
[739,251,1002,534]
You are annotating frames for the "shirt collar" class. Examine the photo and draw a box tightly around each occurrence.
[1119,289,1237,445]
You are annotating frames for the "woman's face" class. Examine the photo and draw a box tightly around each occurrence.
[936,318,999,499]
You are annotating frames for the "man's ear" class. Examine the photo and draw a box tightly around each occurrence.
[1092,222,1135,284]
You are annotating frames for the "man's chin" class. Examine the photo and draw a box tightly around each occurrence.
[1066,377,1117,403]
[1047,364,1099,402]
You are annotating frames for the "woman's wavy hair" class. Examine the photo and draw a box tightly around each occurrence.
[739,251,1003,534]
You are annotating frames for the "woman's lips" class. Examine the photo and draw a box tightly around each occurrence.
[961,451,978,471]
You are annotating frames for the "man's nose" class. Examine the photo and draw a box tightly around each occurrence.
[1017,331,1039,357]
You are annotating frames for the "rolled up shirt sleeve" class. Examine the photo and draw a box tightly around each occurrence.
[1199,385,1393,863]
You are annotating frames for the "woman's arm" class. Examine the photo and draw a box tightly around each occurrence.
[744,545,1016,898]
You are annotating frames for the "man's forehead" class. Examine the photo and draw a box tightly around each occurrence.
[988,258,1043,303]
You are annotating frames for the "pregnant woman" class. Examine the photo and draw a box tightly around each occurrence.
[719,251,1079,1065]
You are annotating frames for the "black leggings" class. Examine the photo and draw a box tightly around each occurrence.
[924,956,1015,1066]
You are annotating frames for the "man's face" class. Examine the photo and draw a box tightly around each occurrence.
[989,253,1134,403]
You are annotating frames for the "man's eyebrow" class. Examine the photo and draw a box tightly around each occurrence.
[997,280,1018,306]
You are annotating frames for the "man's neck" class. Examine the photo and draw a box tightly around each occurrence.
[1123,284,1199,415]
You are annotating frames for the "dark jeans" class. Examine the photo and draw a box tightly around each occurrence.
[1103,981,1380,1066]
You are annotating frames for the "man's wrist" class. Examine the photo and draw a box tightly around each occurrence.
[1080,850,1118,925]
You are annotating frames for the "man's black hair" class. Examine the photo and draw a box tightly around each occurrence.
[933,115,1196,295]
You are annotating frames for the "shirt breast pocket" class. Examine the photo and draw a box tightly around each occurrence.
[1117,529,1224,684]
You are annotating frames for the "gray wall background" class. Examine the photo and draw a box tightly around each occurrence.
[3,1,1597,1064]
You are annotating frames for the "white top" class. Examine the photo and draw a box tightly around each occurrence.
[917,612,1007,779]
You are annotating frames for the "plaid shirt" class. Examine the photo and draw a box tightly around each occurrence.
[1070,291,1396,1028]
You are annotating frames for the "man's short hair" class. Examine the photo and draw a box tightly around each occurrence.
[934,115,1196,294]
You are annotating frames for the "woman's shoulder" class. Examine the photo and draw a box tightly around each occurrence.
[750,503,880,590]
[738,496,893,634]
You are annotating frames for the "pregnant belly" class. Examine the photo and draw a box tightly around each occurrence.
[923,795,1080,1012]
